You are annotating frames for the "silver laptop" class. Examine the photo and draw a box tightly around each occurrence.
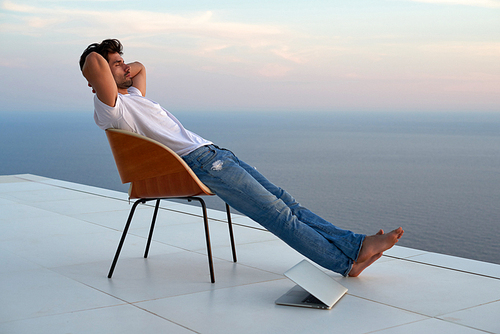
[275,260,348,310]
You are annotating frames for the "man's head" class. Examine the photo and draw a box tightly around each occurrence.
[79,39,123,71]
[80,38,133,92]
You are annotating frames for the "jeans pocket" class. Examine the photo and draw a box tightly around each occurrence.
[196,147,218,168]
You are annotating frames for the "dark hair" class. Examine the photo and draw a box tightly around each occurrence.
[79,39,123,71]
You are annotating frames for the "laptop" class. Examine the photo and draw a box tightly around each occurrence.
[275,260,348,310]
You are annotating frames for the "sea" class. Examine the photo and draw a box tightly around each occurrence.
[1,110,499,265]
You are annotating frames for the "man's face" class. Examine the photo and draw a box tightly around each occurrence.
[107,52,132,90]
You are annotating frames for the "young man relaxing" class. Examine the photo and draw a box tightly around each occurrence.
[80,39,404,277]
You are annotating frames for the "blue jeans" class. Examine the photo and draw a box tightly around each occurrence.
[182,145,365,276]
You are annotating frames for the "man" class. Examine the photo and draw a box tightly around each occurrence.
[80,39,404,277]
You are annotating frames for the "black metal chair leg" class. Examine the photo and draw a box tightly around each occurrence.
[189,197,215,283]
[225,203,237,263]
[144,199,161,258]
[108,199,145,278]
[108,197,233,283]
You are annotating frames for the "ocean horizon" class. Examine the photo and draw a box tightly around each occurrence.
[1,110,499,265]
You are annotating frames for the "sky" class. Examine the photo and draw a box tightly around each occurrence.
[1,0,499,114]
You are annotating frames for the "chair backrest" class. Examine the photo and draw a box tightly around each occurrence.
[105,128,213,199]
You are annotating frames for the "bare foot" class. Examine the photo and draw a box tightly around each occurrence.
[356,227,404,264]
[349,253,382,277]
[348,229,385,277]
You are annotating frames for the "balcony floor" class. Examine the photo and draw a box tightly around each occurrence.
[0,174,499,334]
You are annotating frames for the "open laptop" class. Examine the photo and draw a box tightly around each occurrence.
[275,260,348,310]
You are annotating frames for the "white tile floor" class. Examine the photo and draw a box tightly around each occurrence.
[0,174,498,334]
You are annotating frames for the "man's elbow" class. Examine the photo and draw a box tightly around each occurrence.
[82,53,106,79]
[84,52,106,69]
[129,61,145,74]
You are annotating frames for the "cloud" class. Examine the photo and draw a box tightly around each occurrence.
[1,0,311,77]
[1,1,284,45]
[404,0,500,8]
[271,47,306,64]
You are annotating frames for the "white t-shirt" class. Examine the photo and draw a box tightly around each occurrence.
[93,87,212,156]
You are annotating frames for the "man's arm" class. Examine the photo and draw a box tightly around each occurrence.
[128,61,146,97]
[82,52,117,107]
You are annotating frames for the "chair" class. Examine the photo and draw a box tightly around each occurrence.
[105,128,237,283]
